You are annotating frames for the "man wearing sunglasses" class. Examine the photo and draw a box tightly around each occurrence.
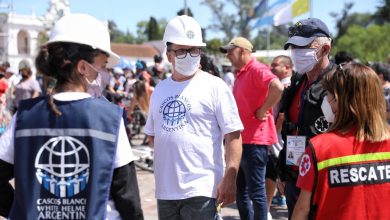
[278,18,338,218]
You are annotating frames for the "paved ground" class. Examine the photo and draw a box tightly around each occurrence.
[137,169,288,220]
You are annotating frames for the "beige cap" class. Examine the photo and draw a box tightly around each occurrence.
[220,37,254,53]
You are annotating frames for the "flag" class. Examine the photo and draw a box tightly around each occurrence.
[252,0,311,28]
[251,0,269,18]
[252,0,292,28]
[292,0,310,17]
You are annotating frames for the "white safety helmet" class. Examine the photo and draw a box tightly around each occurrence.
[46,13,120,68]
[163,15,206,47]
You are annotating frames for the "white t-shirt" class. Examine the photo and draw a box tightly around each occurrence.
[0,92,133,220]
[223,72,235,91]
[144,71,243,200]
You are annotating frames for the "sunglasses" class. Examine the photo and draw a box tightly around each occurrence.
[288,24,329,38]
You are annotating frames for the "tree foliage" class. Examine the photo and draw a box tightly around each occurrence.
[108,20,134,43]
[252,25,288,50]
[201,0,257,41]
[147,17,161,41]
[333,24,390,63]
[373,0,390,24]
[331,0,390,62]
[205,38,223,54]
[177,8,194,17]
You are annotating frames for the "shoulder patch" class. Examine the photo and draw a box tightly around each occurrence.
[300,154,311,176]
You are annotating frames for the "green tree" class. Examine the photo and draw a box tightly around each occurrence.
[205,38,223,54]
[333,24,390,63]
[331,2,372,45]
[252,25,289,50]
[201,0,258,40]
[135,20,148,44]
[373,0,390,24]
[177,8,194,17]
[108,20,134,43]
[147,17,160,41]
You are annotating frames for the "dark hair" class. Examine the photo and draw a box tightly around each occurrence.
[200,54,220,77]
[371,62,390,82]
[35,42,104,115]
[154,55,162,63]
[334,51,353,65]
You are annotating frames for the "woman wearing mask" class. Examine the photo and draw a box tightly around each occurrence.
[292,63,390,219]
[0,14,143,220]
[13,63,41,112]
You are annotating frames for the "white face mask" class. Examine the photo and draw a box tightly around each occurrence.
[174,56,200,76]
[84,62,108,97]
[291,48,319,74]
[321,96,335,123]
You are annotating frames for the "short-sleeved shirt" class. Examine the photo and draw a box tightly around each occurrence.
[144,71,243,200]
[14,77,42,107]
[233,58,278,145]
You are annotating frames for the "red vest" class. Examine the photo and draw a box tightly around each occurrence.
[310,131,390,220]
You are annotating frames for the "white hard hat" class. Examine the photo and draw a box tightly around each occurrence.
[46,13,120,68]
[163,15,206,47]
[112,67,124,75]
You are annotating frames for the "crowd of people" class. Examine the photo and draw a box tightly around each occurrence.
[0,11,390,220]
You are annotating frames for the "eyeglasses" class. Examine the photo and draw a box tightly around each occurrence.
[168,48,202,59]
[288,24,329,38]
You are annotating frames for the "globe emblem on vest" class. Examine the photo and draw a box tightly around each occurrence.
[35,136,90,198]
[163,100,186,126]
[186,30,195,39]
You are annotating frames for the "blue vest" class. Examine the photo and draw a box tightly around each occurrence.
[10,96,123,220]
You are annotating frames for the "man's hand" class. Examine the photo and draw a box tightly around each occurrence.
[216,131,242,207]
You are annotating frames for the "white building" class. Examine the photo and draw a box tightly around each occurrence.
[0,0,70,73]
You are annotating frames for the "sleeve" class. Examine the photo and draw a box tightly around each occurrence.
[254,67,277,91]
[33,80,42,93]
[113,118,135,168]
[296,146,316,192]
[214,82,243,135]
[0,114,16,164]
[0,159,14,217]
[143,92,155,136]
[110,162,144,220]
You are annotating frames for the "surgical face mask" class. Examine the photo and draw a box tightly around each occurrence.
[291,48,319,74]
[84,62,109,97]
[174,56,200,76]
[321,96,335,123]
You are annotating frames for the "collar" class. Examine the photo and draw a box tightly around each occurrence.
[236,58,256,77]
[53,92,91,101]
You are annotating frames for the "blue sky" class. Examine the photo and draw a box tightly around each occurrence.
[6,0,379,40]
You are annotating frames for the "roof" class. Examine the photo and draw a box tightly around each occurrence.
[111,43,160,58]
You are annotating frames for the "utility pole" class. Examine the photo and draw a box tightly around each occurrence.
[184,0,188,15]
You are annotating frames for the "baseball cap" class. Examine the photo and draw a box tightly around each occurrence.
[18,61,31,70]
[284,18,331,50]
[220,37,255,53]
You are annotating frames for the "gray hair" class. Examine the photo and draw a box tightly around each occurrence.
[314,37,332,47]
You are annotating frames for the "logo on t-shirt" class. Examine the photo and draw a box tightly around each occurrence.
[159,95,191,132]
[300,154,311,176]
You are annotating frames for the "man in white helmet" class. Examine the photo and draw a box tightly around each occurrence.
[144,15,243,219]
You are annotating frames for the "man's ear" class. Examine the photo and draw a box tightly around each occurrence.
[321,44,331,57]
[166,51,173,63]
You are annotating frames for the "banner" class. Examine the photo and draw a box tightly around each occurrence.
[253,0,310,28]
